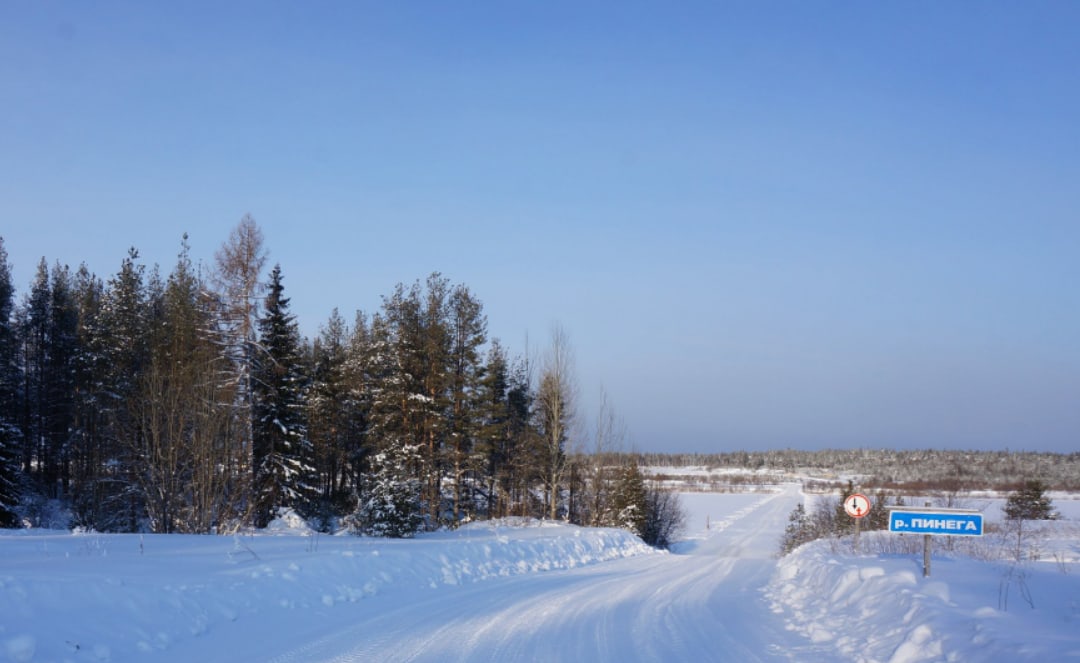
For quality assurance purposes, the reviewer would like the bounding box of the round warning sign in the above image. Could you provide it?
[844,493,871,518]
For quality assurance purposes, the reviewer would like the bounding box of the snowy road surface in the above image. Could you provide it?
[8,488,1077,661]
[263,487,808,663]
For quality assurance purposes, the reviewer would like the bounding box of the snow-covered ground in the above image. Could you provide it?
[2,486,1078,662]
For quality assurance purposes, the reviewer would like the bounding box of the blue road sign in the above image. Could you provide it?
[888,509,983,536]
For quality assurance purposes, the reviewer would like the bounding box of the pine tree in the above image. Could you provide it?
[0,238,22,527]
[371,275,453,527]
[18,260,78,502]
[45,264,77,499]
[252,265,315,528]
[307,309,352,524]
[445,284,486,523]
[99,248,151,531]
[67,264,112,530]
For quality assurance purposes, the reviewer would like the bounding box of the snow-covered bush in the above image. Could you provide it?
[353,443,423,538]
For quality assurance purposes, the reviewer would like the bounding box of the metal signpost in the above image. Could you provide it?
[888,504,984,577]
[844,493,870,553]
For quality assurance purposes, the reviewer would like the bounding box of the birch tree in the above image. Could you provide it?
[212,214,267,522]
[535,324,577,520]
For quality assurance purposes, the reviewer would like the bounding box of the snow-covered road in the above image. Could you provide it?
[7,488,1078,661]
[264,486,807,663]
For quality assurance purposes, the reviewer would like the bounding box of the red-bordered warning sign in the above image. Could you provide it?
[844,493,871,518]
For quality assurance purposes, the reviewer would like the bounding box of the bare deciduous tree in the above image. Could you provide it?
[212,214,267,521]
[535,324,577,520]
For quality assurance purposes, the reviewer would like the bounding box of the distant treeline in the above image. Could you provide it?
[636,449,1080,492]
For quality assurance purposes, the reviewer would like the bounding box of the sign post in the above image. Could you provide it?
[887,504,984,577]
[844,493,870,553]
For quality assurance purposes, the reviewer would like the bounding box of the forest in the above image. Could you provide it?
[0,218,1071,541]
[0,217,674,542]
[640,448,1080,493]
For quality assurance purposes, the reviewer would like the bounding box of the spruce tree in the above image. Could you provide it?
[609,464,648,536]
[475,342,511,518]
[1004,480,1056,521]
[779,503,813,555]
[0,238,21,527]
[252,265,315,528]
[355,441,423,538]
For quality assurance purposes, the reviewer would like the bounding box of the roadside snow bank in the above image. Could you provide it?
[0,520,655,662]
[768,537,1080,662]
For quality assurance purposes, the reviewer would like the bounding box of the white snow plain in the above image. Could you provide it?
[2,486,1078,662]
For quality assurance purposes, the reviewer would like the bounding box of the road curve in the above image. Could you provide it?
[270,486,811,663]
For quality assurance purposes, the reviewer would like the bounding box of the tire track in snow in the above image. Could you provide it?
[272,487,810,662]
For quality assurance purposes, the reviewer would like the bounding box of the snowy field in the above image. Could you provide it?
[2,486,1079,662]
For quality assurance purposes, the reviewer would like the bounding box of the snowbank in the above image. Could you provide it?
[0,520,656,662]
[768,535,1080,662]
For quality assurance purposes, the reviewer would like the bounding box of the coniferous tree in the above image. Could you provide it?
[414,274,452,524]
[833,480,857,537]
[445,284,486,523]
[20,259,51,487]
[371,275,452,527]
[340,312,373,507]
[474,341,511,517]
[99,249,151,531]
[864,489,891,531]
[355,441,423,538]
[68,264,112,529]
[641,484,686,549]
[18,260,78,504]
[1004,480,1056,521]
[0,238,21,527]
[779,502,814,555]
[45,264,77,499]
[252,265,315,528]
[308,308,354,524]
[609,464,648,535]
[503,357,538,517]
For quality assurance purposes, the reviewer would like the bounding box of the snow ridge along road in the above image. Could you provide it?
[268,486,809,663]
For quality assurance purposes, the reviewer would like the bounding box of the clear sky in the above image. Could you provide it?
[2,2,1078,454]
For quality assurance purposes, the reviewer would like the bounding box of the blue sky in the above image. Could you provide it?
[2,2,1078,453]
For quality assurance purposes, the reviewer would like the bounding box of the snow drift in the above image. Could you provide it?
[0,518,656,662]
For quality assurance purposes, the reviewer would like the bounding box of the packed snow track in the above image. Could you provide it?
[264,487,807,663]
